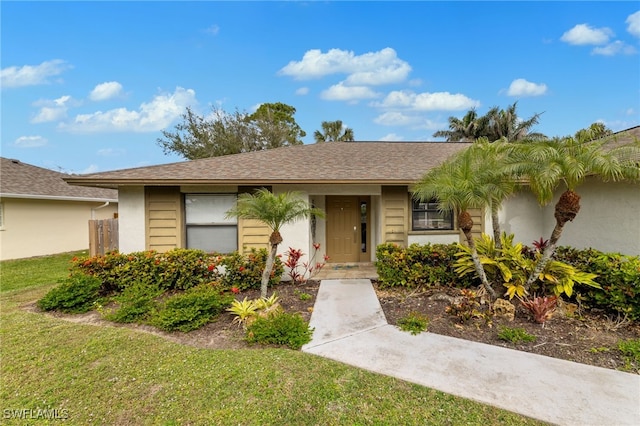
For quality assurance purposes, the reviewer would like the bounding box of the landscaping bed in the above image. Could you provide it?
[31,278,639,374]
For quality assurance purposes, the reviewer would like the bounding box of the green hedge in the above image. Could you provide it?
[70,248,283,293]
[37,275,102,313]
[375,243,477,288]
[554,247,640,320]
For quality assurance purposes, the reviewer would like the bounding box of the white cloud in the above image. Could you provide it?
[79,164,100,174]
[89,81,123,101]
[376,90,480,111]
[295,87,309,95]
[14,135,48,148]
[31,95,76,123]
[627,11,640,37]
[506,79,548,97]
[321,83,381,101]
[561,24,613,45]
[379,133,404,141]
[204,24,220,35]
[374,111,419,126]
[279,47,411,85]
[592,41,637,56]
[62,87,197,133]
[1,59,71,88]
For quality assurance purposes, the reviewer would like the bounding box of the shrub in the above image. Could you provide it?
[149,284,234,332]
[520,295,558,324]
[554,247,640,320]
[71,249,218,293]
[218,248,284,291]
[375,243,476,288]
[246,312,313,350]
[497,327,536,344]
[455,234,600,299]
[37,275,102,313]
[103,281,163,323]
[397,312,429,335]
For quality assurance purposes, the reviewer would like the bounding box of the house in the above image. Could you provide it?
[500,126,640,256]
[0,158,118,261]
[64,142,480,264]
[65,127,640,262]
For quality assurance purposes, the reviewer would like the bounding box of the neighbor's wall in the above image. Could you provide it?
[118,187,146,254]
[0,198,117,261]
[502,180,640,256]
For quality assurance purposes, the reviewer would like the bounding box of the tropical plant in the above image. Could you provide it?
[284,244,328,284]
[484,102,546,142]
[520,295,558,324]
[513,133,640,289]
[432,108,489,142]
[245,312,313,350]
[225,189,325,298]
[574,122,613,142]
[414,145,513,298]
[454,233,600,299]
[314,120,354,142]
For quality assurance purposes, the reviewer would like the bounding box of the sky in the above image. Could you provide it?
[1,1,639,175]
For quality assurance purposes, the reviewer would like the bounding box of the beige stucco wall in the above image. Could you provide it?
[0,198,117,261]
[502,180,640,256]
[118,187,146,253]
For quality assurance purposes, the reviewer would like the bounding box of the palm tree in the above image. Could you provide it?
[485,102,546,142]
[226,189,325,298]
[466,139,519,248]
[413,147,502,298]
[515,134,640,289]
[574,122,613,142]
[314,120,354,142]
[432,108,490,142]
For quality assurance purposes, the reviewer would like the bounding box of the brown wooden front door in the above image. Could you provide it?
[326,196,363,263]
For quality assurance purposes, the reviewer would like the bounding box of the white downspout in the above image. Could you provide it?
[91,201,111,219]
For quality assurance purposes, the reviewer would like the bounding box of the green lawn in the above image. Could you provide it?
[0,250,86,292]
[0,255,546,425]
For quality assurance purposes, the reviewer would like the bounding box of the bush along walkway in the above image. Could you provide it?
[303,279,640,426]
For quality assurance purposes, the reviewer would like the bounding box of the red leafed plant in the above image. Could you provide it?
[284,244,327,285]
[532,237,549,252]
[520,295,558,324]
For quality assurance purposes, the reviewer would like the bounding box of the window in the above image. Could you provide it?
[185,194,237,253]
[412,199,453,231]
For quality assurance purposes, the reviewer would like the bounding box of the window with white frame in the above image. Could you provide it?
[411,199,454,231]
[185,194,237,253]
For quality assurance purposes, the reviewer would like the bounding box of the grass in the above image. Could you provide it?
[0,250,85,293]
[0,254,545,425]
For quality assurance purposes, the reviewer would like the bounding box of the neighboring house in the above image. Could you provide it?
[0,158,118,261]
[65,127,640,262]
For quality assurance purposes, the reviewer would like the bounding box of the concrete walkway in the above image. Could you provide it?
[302,279,640,426]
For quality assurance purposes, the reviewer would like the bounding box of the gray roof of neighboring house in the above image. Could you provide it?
[65,141,472,188]
[0,157,118,201]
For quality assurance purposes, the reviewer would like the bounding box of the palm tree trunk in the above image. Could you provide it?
[491,205,502,249]
[463,229,497,299]
[525,221,564,290]
[261,243,278,298]
[526,189,580,290]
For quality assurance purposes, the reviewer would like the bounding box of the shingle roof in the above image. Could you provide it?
[66,141,471,188]
[0,157,118,201]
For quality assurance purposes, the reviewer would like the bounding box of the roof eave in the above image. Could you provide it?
[0,193,118,203]
[65,178,421,187]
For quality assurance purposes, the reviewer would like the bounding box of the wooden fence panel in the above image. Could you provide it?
[89,218,119,256]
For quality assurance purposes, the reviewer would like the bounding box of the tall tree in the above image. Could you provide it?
[249,102,307,148]
[314,120,354,142]
[432,108,490,142]
[485,102,546,142]
[225,189,325,298]
[413,146,503,298]
[514,134,640,290]
[157,103,305,160]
